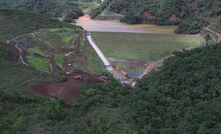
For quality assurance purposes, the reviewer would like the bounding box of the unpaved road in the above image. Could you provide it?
[27,31,108,102]
[138,55,174,79]
[205,27,221,43]
[196,34,207,46]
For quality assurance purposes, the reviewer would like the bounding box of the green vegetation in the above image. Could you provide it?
[1,1,221,133]
[152,62,163,70]
[89,0,221,34]
[1,41,221,133]
[29,28,78,52]
[208,20,221,34]
[0,43,67,133]
[24,28,80,72]
[120,12,142,24]
[175,18,209,34]
[89,0,110,19]
[92,32,203,61]
[63,17,76,23]
[85,47,107,75]
[26,54,50,71]
[0,0,83,18]
[23,28,104,75]
[100,0,220,20]
[0,9,80,42]
[203,32,218,46]
[54,56,65,71]
[81,2,99,13]
[73,62,87,72]
[132,44,221,133]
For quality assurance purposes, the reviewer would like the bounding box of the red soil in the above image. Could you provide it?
[138,55,174,79]
[143,11,155,21]
[28,73,106,103]
[168,14,177,21]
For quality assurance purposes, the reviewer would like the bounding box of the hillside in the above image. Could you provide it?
[0,3,221,134]
[91,0,221,21]
[1,41,221,133]
[0,8,81,42]
[90,0,221,34]
[0,0,83,18]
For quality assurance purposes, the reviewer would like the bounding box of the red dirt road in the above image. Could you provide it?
[138,55,174,79]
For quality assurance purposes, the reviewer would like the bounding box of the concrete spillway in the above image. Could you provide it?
[86,34,113,70]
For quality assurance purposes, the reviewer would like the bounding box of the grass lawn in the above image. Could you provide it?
[92,32,203,61]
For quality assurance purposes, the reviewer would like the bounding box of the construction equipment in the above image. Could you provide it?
[74,75,82,80]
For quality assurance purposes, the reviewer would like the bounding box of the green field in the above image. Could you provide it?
[92,32,203,61]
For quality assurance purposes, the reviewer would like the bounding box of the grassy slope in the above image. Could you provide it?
[26,54,50,71]
[92,32,203,61]
[0,8,80,42]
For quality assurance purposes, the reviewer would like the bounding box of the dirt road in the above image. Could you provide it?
[138,55,174,79]
[27,31,108,102]
[204,27,221,43]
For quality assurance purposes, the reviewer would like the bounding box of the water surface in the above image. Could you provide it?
[75,15,177,34]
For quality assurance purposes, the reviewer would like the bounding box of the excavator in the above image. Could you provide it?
[74,75,82,80]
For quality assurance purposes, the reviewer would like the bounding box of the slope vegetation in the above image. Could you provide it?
[1,39,221,133]
[90,0,221,34]
[91,0,221,21]
[0,0,83,17]
[0,9,80,42]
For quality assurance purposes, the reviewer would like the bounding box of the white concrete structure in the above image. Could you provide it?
[86,33,113,70]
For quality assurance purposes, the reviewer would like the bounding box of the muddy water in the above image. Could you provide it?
[75,15,177,34]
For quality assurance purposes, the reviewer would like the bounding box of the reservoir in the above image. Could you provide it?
[75,15,177,34]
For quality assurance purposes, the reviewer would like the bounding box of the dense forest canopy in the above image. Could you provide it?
[1,40,221,133]
[0,9,80,42]
[90,0,221,33]
[0,1,221,133]
[91,0,221,19]
[0,0,84,17]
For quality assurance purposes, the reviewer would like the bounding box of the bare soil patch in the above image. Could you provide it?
[28,72,106,103]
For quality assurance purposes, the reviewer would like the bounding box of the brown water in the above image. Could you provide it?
[75,15,177,34]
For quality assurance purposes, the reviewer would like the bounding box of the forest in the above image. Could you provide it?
[0,0,84,18]
[91,0,221,20]
[1,39,221,133]
[90,0,221,34]
[0,9,80,42]
[0,10,220,133]
[0,1,221,134]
